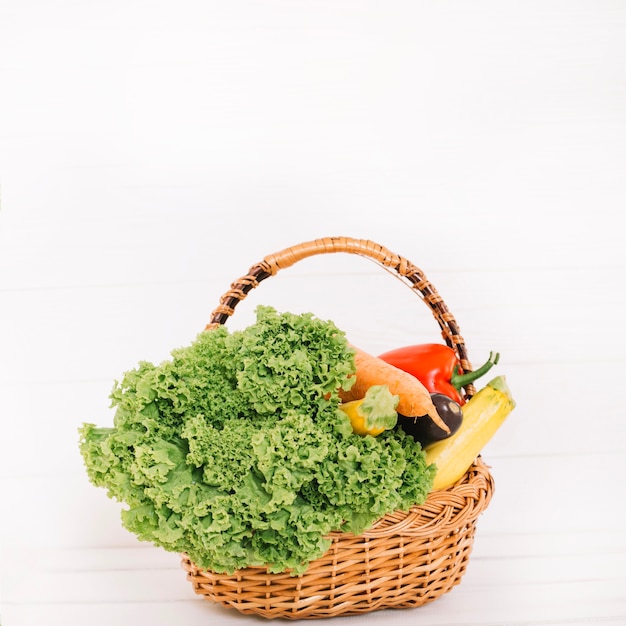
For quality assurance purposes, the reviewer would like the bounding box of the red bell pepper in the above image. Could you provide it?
[377,343,500,405]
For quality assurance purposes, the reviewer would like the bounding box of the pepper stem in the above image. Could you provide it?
[451,351,500,390]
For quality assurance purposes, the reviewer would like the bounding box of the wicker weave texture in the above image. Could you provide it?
[182,458,494,619]
[182,237,496,619]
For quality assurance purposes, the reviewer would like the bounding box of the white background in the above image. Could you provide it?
[1,1,625,625]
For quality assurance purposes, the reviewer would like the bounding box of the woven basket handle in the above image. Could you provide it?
[206,236,475,398]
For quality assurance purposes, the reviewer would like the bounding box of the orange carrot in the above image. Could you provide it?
[340,346,450,433]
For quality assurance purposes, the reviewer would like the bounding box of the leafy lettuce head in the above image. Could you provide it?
[79,306,434,575]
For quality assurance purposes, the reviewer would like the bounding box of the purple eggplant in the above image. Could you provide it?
[397,393,463,447]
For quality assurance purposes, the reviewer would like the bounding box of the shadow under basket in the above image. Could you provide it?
[182,457,494,620]
[179,236,497,619]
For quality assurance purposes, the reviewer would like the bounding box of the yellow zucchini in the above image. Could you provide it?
[425,375,515,490]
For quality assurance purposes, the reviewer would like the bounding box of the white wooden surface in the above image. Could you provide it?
[1,2,625,625]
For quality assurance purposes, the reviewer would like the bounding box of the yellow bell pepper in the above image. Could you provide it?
[339,385,399,437]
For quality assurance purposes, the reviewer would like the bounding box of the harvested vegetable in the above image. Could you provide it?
[398,393,463,447]
[339,385,399,437]
[378,343,500,405]
[426,375,515,490]
[79,306,435,575]
[339,346,448,433]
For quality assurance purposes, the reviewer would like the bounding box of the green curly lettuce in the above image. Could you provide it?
[79,306,435,575]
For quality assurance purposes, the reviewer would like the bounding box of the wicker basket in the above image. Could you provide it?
[181,236,496,620]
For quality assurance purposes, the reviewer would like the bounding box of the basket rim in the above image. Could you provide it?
[352,455,494,538]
